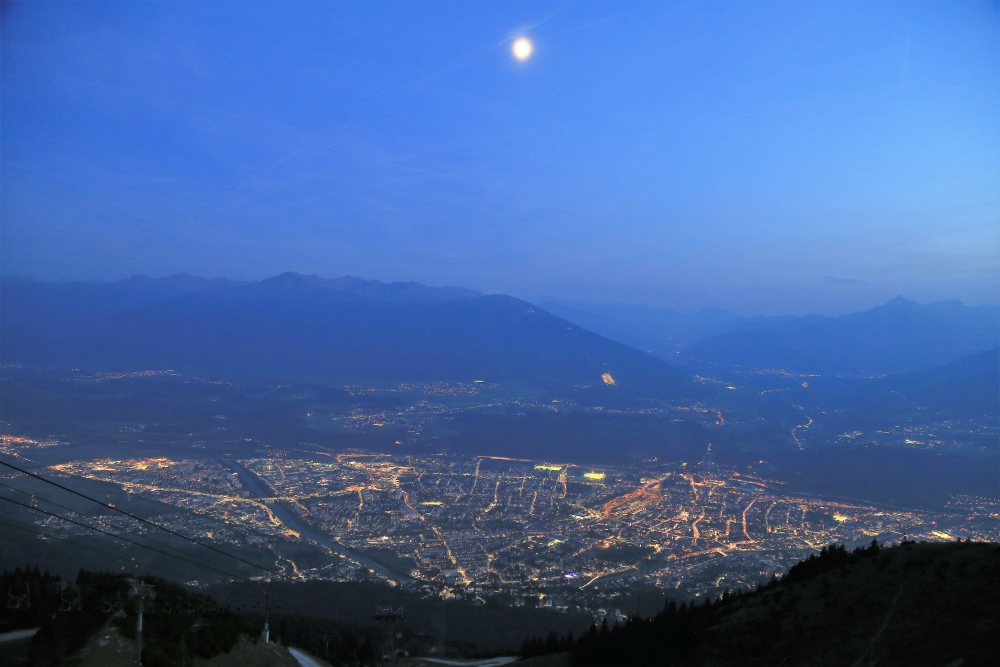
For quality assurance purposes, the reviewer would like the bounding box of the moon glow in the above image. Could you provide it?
[512,37,533,61]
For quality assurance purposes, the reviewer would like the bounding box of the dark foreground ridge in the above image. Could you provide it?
[0,569,301,667]
[3,542,997,666]
[522,540,999,667]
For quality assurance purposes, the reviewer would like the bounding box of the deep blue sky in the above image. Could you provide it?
[2,1,997,315]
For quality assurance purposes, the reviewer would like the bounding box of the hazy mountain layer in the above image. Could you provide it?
[539,302,752,356]
[544,297,998,376]
[687,296,998,375]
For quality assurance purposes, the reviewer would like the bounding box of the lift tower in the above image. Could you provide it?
[128,580,156,667]
[260,590,276,643]
[374,606,404,667]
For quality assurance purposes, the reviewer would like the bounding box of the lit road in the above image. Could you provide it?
[288,647,326,667]
[415,658,517,666]
[0,628,39,643]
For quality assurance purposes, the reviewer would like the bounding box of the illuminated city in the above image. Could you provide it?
[26,448,993,612]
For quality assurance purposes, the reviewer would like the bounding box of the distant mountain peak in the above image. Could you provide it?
[122,272,218,284]
[881,295,917,309]
[256,272,481,303]
[114,273,245,292]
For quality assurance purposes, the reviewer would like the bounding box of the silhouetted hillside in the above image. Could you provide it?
[683,297,997,375]
[524,541,999,667]
[1,274,689,394]
[880,346,999,416]
[801,347,1000,422]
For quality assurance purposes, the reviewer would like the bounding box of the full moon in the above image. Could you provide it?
[512,37,533,61]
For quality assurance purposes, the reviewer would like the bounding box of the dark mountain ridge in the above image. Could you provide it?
[1,273,688,394]
[526,540,999,667]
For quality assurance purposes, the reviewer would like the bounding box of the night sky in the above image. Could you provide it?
[2,1,997,314]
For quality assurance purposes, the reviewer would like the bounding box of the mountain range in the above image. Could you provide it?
[0,273,687,394]
[3,273,996,394]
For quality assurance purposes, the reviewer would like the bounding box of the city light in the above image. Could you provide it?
[35,449,988,607]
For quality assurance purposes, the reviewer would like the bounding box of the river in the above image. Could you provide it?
[223,458,413,585]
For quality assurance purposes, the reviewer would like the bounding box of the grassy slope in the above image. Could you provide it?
[195,637,301,667]
[0,640,31,667]
[68,624,301,667]
[1,624,302,667]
